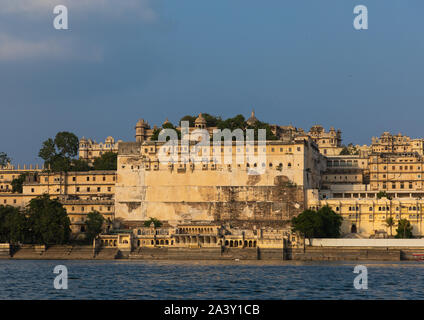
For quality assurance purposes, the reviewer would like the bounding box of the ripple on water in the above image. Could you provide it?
[1,260,424,299]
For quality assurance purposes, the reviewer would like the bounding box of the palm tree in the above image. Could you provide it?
[385,217,395,237]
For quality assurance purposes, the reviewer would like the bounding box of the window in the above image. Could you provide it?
[86,177,90,181]
[72,177,76,182]
[87,187,90,192]
[97,187,101,192]
[76,187,80,192]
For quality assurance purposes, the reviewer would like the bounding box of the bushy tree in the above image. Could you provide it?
[39,132,80,172]
[150,122,181,141]
[0,205,29,243]
[291,206,343,248]
[180,115,196,127]
[26,195,71,245]
[85,211,104,241]
[93,152,117,170]
[395,219,413,239]
[385,217,395,236]
[11,173,29,193]
[0,152,11,167]
[143,217,162,228]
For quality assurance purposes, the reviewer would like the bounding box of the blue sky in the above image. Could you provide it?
[1,0,423,164]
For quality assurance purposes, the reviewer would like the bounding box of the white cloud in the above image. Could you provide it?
[0,34,103,62]
[1,0,157,22]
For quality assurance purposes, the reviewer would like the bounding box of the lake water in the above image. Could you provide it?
[0,260,424,299]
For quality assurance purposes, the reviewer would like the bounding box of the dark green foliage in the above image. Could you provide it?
[339,147,350,155]
[39,132,80,172]
[54,132,79,158]
[93,152,117,170]
[377,191,391,200]
[246,120,278,140]
[26,195,71,245]
[85,211,104,241]
[150,122,181,141]
[180,115,196,127]
[0,152,11,167]
[71,159,92,172]
[217,114,246,131]
[395,219,413,238]
[0,205,29,243]
[291,205,343,242]
[11,173,29,193]
[143,217,163,228]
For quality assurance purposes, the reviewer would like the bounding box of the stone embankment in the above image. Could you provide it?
[3,244,120,260]
[2,243,424,261]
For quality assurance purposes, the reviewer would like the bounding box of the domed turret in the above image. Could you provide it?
[195,113,206,129]
[246,109,258,126]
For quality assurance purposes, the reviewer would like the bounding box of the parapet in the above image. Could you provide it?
[118,142,141,155]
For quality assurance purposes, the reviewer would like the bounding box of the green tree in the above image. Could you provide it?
[339,146,350,155]
[143,217,163,228]
[377,191,391,200]
[385,217,395,237]
[71,159,92,171]
[11,173,29,193]
[85,211,104,241]
[93,152,117,170]
[0,152,11,167]
[0,205,29,243]
[291,209,323,250]
[26,195,71,245]
[217,114,246,131]
[395,219,413,239]
[291,206,343,250]
[39,132,79,172]
[318,205,343,238]
[180,115,196,127]
[150,122,181,141]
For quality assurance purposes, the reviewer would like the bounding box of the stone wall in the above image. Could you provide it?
[116,160,305,224]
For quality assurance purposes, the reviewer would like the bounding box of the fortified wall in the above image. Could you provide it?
[115,137,324,226]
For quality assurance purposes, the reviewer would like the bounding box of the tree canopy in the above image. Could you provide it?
[26,195,71,245]
[143,217,163,228]
[85,211,104,241]
[39,132,81,172]
[291,205,343,242]
[0,205,29,244]
[11,173,30,193]
[395,219,413,238]
[93,152,117,170]
[0,152,10,167]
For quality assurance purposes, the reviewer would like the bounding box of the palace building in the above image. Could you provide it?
[4,112,424,239]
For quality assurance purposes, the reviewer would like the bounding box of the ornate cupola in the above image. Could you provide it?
[195,113,207,129]
[246,109,258,126]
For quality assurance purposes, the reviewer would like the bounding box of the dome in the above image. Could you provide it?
[246,110,258,126]
[195,113,206,124]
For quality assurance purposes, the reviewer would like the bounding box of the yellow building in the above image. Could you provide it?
[0,170,116,237]
[79,136,122,164]
[0,164,43,193]
[308,196,424,238]
[308,125,342,156]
